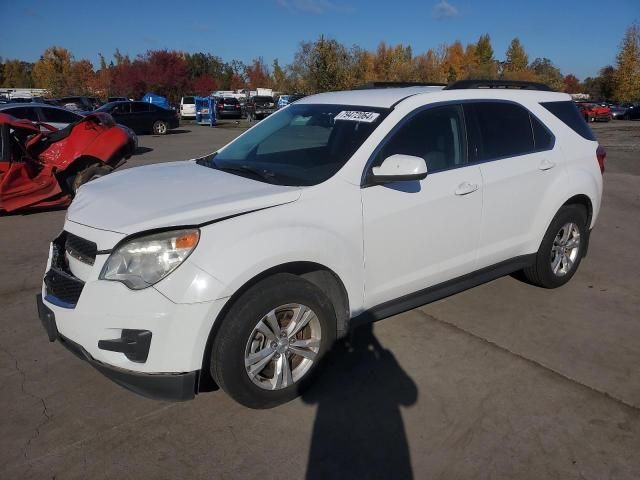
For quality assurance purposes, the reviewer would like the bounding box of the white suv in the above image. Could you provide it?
[37,81,604,408]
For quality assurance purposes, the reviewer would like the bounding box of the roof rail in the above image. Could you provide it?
[445,80,554,92]
[355,81,447,90]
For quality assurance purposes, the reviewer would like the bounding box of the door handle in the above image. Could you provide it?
[539,159,556,171]
[455,182,479,196]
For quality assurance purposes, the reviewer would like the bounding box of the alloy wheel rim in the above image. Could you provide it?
[155,122,166,134]
[550,222,581,276]
[244,303,321,391]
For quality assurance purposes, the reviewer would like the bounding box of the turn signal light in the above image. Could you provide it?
[175,231,199,249]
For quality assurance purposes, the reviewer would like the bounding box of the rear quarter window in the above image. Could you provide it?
[541,101,595,141]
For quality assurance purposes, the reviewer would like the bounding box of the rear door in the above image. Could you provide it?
[464,101,562,268]
[131,102,152,131]
[109,102,134,129]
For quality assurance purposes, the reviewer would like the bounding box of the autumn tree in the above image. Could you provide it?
[530,57,563,90]
[192,74,218,95]
[614,23,640,101]
[32,47,73,95]
[373,42,414,82]
[69,59,95,95]
[2,59,34,87]
[413,49,445,83]
[293,37,352,93]
[563,74,581,93]
[245,57,272,89]
[443,41,465,82]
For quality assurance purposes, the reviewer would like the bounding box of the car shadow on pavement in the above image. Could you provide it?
[302,323,418,480]
[133,146,153,155]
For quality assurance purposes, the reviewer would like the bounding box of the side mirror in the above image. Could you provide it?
[370,154,428,184]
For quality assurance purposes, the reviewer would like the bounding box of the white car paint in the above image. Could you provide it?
[180,96,196,119]
[41,85,603,386]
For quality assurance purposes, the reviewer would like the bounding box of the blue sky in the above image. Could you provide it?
[0,0,638,80]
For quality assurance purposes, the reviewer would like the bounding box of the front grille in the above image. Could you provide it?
[45,232,85,307]
[65,232,97,265]
[44,268,85,305]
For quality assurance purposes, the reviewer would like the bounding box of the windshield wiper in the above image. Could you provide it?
[216,164,277,183]
[196,154,278,183]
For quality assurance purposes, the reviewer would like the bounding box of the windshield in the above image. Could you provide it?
[199,103,389,186]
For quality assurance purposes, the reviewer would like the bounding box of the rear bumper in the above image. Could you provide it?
[37,293,198,401]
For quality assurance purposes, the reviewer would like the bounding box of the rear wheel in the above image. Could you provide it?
[152,120,168,135]
[522,205,588,288]
[210,274,336,408]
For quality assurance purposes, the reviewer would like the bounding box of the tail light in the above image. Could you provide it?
[596,145,606,174]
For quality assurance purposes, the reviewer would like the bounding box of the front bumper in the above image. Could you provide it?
[37,294,198,401]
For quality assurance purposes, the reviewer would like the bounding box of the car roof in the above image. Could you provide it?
[296,87,445,108]
[297,86,570,109]
[0,102,81,112]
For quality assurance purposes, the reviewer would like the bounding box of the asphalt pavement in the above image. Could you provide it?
[1,119,638,479]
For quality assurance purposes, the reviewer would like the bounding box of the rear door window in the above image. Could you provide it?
[4,107,40,122]
[40,107,81,124]
[541,101,595,141]
[132,102,151,113]
[465,102,534,161]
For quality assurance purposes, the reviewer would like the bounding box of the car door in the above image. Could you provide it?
[109,102,134,129]
[464,101,563,268]
[361,104,483,308]
[132,102,152,132]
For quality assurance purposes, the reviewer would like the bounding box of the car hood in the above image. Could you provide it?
[67,160,302,235]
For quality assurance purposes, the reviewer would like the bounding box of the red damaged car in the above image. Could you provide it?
[576,102,612,122]
[0,112,135,212]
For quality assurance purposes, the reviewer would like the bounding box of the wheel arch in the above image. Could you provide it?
[198,261,351,393]
[562,194,593,227]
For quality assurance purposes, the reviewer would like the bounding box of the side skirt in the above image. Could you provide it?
[352,254,536,327]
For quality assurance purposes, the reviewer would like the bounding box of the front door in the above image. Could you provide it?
[361,104,483,308]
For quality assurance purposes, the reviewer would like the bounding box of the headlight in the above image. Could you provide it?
[100,229,200,290]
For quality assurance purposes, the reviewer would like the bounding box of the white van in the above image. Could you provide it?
[180,96,196,119]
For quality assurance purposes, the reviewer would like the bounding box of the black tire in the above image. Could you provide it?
[152,120,168,135]
[522,205,588,288]
[69,164,112,194]
[210,273,337,408]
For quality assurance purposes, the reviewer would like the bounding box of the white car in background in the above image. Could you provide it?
[180,96,196,119]
[37,81,604,408]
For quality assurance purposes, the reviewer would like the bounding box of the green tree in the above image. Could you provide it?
[503,37,534,80]
[614,23,640,101]
[470,34,497,79]
[530,57,563,91]
[272,59,288,91]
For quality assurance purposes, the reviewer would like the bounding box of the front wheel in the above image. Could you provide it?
[210,274,336,408]
[152,120,168,135]
[522,205,588,288]
[69,164,112,194]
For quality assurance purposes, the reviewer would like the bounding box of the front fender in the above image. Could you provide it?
[179,182,365,315]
